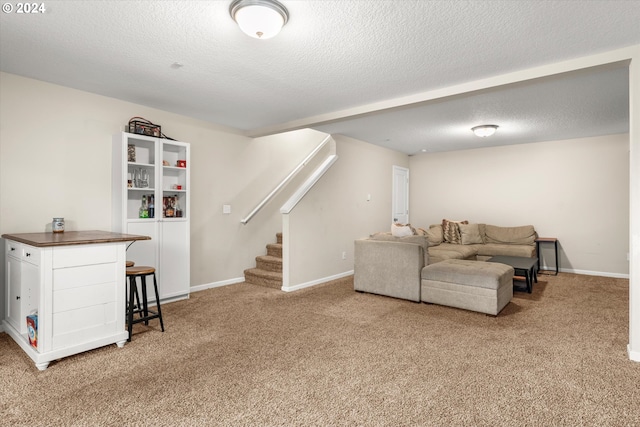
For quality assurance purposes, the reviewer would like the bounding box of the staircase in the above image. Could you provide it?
[244,233,283,289]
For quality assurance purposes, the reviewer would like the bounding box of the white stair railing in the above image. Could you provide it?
[280,155,338,214]
[241,134,334,225]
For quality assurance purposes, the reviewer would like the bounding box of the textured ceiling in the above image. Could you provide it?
[1,1,639,154]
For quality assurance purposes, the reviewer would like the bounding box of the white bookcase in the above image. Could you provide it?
[112,132,190,302]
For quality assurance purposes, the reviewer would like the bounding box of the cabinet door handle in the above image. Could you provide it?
[10,247,16,251]
[16,296,20,300]
[25,253,31,257]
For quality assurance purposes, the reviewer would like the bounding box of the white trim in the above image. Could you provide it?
[537,263,631,279]
[281,270,354,292]
[191,277,244,293]
[280,155,338,214]
[546,267,630,279]
[628,344,640,362]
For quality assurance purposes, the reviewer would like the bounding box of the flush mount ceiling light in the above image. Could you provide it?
[471,124,499,138]
[230,0,289,39]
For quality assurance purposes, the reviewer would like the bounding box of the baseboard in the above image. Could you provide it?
[281,270,354,292]
[548,266,629,279]
[191,277,245,293]
[628,344,640,362]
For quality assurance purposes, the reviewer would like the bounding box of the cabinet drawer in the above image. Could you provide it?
[53,244,117,268]
[21,245,40,266]
[5,240,21,258]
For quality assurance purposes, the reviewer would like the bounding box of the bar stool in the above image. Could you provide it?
[125,260,141,317]
[125,266,165,341]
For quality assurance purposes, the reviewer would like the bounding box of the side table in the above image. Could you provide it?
[536,237,559,275]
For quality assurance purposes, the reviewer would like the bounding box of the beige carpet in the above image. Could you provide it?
[1,273,638,426]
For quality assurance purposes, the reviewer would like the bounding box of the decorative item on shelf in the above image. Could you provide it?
[172,184,183,190]
[175,197,183,217]
[129,120,161,137]
[139,195,149,218]
[148,195,155,218]
[177,160,186,168]
[52,217,65,233]
[127,144,136,162]
[163,160,170,166]
[164,196,175,217]
[134,168,149,188]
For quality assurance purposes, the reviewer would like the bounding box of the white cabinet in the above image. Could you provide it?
[5,241,39,334]
[112,132,190,302]
[2,235,133,370]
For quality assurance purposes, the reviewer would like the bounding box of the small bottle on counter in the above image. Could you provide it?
[52,218,65,233]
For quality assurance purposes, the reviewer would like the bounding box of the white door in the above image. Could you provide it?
[392,166,409,224]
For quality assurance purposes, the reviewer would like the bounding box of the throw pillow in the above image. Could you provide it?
[391,223,416,237]
[442,219,468,244]
[425,224,444,246]
[458,223,484,245]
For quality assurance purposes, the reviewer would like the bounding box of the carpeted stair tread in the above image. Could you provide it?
[256,255,282,272]
[245,232,283,289]
[244,268,282,289]
[266,243,282,258]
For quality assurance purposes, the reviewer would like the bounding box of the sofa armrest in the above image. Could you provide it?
[354,239,424,302]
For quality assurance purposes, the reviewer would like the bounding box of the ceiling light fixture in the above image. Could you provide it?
[471,124,499,138]
[229,0,289,40]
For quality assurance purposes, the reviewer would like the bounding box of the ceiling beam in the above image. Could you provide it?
[246,45,638,138]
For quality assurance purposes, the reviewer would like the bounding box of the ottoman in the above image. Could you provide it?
[421,259,514,315]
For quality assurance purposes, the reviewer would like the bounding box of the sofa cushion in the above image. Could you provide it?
[473,243,537,258]
[421,259,514,290]
[484,224,536,245]
[459,223,484,245]
[428,243,477,264]
[442,219,468,244]
[423,224,444,246]
[369,232,429,265]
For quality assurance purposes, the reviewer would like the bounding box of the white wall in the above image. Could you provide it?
[0,72,329,297]
[285,134,409,289]
[409,134,630,277]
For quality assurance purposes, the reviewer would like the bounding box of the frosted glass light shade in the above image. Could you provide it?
[230,0,289,39]
[472,125,499,137]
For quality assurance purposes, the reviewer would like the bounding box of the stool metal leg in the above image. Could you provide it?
[141,275,150,325]
[152,272,165,332]
[127,275,136,342]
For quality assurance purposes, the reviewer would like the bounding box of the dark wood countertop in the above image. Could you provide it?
[2,230,151,247]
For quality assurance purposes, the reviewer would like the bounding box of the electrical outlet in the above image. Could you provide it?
[342,251,347,260]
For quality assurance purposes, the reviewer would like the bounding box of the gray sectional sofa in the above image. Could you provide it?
[353,221,537,311]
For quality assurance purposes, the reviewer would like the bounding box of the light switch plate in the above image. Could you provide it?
[223,204,231,214]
